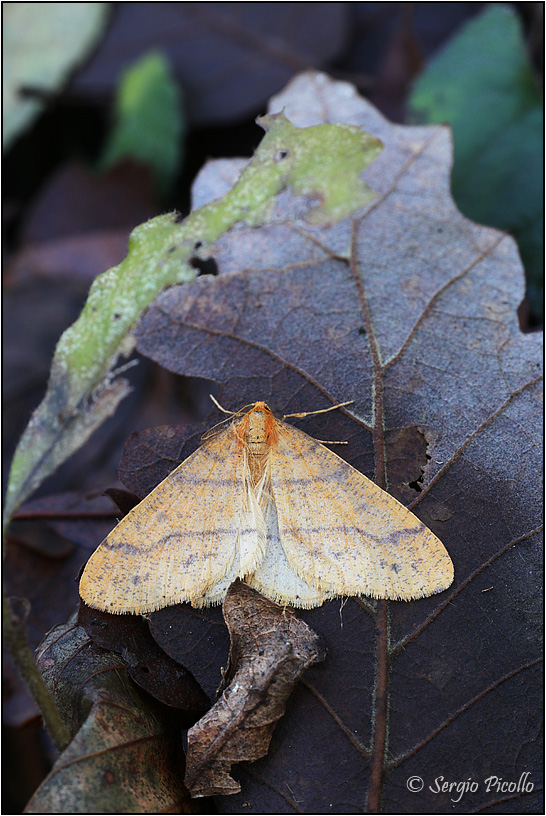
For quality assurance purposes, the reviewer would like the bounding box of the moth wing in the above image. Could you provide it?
[246,496,333,608]
[270,422,454,601]
[79,424,261,613]
[198,478,266,607]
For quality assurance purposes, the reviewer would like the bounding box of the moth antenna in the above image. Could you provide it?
[314,439,348,445]
[209,394,235,415]
[282,400,353,420]
[201,411,238,441]
[202,397,246,441]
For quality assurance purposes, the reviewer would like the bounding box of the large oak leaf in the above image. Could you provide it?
[120,72,542,812]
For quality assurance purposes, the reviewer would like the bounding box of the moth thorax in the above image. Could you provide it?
[243,405,276,485]
[247,411,268,451]
[246,405,277,446]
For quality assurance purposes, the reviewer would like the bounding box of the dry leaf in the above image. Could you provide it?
[129,73,542,811]
[77,602,209,716]
[184,580,325,797]
[25,618,192,814]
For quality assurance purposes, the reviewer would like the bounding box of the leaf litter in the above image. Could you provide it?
[25,617,193,814]
[21,69,542,813]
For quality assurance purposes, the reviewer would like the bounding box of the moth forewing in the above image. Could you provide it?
[79,423,250,613]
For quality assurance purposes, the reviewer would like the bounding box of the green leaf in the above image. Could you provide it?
[99,51,184,195]
[409,4,543,320]
[4,112,382,530]
[3,3,109,151]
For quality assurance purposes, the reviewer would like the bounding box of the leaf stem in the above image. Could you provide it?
[350,221,390,811]
[3,593,70,751]
[368,600,389,812]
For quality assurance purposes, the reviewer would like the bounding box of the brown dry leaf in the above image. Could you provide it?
[25,617,192,814]
[6,161,157,287]
[19,161,157,244]
[6,230,132,287]
[184,580,325,797]
[4,493,117,642]
[77,601,209,716]
[3,492,117,727]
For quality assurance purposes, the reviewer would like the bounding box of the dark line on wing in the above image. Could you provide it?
[172,476,241,487]
[102,527,255,553]
[278,524,424,543]
[270,475,339,487]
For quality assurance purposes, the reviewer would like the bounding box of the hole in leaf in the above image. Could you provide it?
[190,256,218,277]
[408,452,430,493]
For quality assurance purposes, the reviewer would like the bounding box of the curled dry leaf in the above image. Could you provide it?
[184,580,325,797]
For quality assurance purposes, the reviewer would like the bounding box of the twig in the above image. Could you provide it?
[3,593,70,751]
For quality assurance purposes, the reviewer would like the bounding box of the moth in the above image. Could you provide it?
[79,401,454,613]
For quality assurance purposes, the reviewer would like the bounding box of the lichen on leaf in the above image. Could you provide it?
[5,107,382,533]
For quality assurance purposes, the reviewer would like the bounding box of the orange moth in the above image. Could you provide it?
[79,401,454,613]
